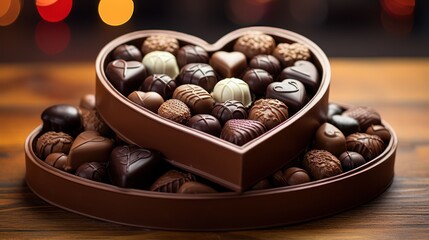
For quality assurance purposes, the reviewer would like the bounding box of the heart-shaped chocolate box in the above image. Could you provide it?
[95,27,331,192]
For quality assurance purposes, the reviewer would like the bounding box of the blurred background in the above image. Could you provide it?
[0,0,428,63]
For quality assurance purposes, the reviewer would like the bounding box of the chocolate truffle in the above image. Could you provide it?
[278,60,319,93]
[64,131,114,171]
[211,78,252,107]
[76,162,108,183]
[80,109,111,136]
[142,51,179,78]
[41,104,82,137]
[366,125,391,143]
[273,43,311,67]
[45,152,68,170]
[177,181,217,194]
[312,123,346,157]
[150,170,196,193]
[112,44,142,61]
[187,114,222,137]
[346,133,385,161]
[328,115,360,137]
[128,91,164,113]
[176,63,218,92]
[36,131,73,159]
[302,149,343,180]
[283,167,311,186]
[233,32,276,59]
[251,179,272,190]
[79,94,96,110]
[177,45,209,68]
[105,59,147,96]
[242,68,273,96]
[172,84,215,114]
[266,79,308,114]
[342,106,382,131]
[211,100,248,125]
[220,119,266,146]
[249,54,281,77]
[158,99,191,124]
[141,74,176,99]
[209,51,247,78]
[339,151,366,172]
[109,145,164,189]
[142,35,179,55]
[248,99,289,130]
[270,170,288,187]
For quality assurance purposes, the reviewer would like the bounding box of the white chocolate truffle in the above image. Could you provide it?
[211,78,252,108]
[142,51,179,78]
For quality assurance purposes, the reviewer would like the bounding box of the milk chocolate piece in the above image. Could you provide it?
[328,115,360,137]
[283,167,311,186]
[158,99,191,124]
[249,54,281,77]
[270,170,288,187]
[248,99,288,130]
[79,94,96,110]
[266,79,307,114]
[112,44,142,61]
[209,51,247,78]
[312,123,346,157]
[220,119,266,146]
[128,91,164,113]
[64,131,114,171]
[366,125,391,143]
[142,35,179,55]
[338,151,366,172]
[80,109,111,136]
[141,74,176,99]
[176,63,218,92]
[177,45,209,68]
[302,149,343,180]
[172,84,215,114]
[342,106,382,131]
[346,133,385,161]
[142,51,179,78]
[177,181,217,194]
[233,32,276,59]
[187,114,222,137]
[76,162,108,183]
[150,170,196,193]
[106,59,147,96]
[41,104,82,137]
[211,100,248,125]
[109,145,164,189]
[273,43,311,67]
[279,60,319,93]
[212,78,252,107]
[242,68,273,96]
[250,178,272,190]
[45,152,68,170]
[36,131,73,159]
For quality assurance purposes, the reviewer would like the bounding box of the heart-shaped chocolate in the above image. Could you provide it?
[279,60,319,94]
[105,59,146,96]
[209,51,247,78]
[266,79,308,114]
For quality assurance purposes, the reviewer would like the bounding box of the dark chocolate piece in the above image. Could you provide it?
[41,104,82,137]
[142,35,180,55]
[36,131,73,159]
[366,125,391,143]
[342,106,382,131]
[248,98,288,130]
[346,133,385,161]
[76,162,108,183]
[220,119,267,146]
[233,32,276,59]
[283,167,311,186]
[112,44,142,61]
[105,59,147,96]
[141,74,176,99]
[250,179,272,190]
[270,170,288,187]
[187,114,222,137]
[158,99,191,124]
[302,149,343,180]
[327,103,344,119]
[142,51,179,78]
[249,54,281,77]
[172,84,215,114]
[328,115,360,137]
[79,94,96,111]
[212,100,248,125]
[242,68,273,96]
[177,45,209,68]
[266,79,308,114]
[312,122,346,157]
[209,51,247,78]
[44,153,68,170]
[150,170,196,193]
[176,63,217,92]
[273,43,311,67]
[127,91,164,113]
[177,181,217,194]
[109,145,164,189]
[338,151,366,172]
[212,78,252,107]
[279,60,319,93]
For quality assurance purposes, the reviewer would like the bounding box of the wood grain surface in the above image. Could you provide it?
[0,59,428,239]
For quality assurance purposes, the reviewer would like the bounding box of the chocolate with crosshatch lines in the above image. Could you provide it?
[176,63,218,92]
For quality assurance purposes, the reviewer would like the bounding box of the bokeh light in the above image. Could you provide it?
[35,20,70,55]
[226,0,271,25]
[380,0,415,35]
[288,0,328,26]
[98,0,134,26]
[36,0,73,22]
[0,0,21,26]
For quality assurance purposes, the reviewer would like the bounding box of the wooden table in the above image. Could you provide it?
[1,59,428,239]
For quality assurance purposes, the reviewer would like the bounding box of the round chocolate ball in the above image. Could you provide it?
[273,43,311,67]
[76,162,108,183]
[366,125,391,144]
[128,91,164,113]
[249,54,282,77]
[187,114,222,137]
[283,167,311,186]
[242,68,273,96]
[112,44,142,61]
[41,104,82,137]
[79,94,96,111]
[141,74,176,99]
[45,153,68,170]
[176,45,209,68]
[212,100,248,125]
[176,63,218,92]
[36,131,74,160]
[302,149,343,180]
[248,98,288,130]
[158,99,191,124]
[233,32,276,59]
[339,151,366,172]
[142,35,179,55]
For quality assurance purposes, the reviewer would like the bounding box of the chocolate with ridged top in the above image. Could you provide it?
[177,181,217,194]
[266,79,307,114]
[233,32,276,59]
[36,131,73,159]
[209,51,247,78]
[176,63,218,92]
[220,119,266,146]
[278,60,319,93]
[187,114,222,137]
[150,170,196,193]
[211,100,248,125]
[249,99,288,130]
[142,51,179,78]
[177,45,209,68]
[173,84,214,114]
[302,149,343,180]
[45,153,68,170]
[338,151,366,172]
[366,125,391,143]
[342,106,382,131]
[141,74,176,99]
[41,104,82,137]
[76,162,108,183]
[346,133,385,161]
[249,54,281,77]
[242,68,273,96]
[283,167,311,186]
[273,42,311,67]
[312,122,346,157]
[212,78,252,107]
[270,170,288,187]
[106,59,147,96]
[112,44,142,61]
[158,99,191,124]
[128,91,164,113]
[142,35,179,55]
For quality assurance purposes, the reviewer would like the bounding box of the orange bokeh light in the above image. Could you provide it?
[98,0,134,26]
[0,0,21,26]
